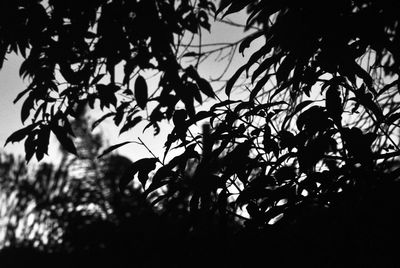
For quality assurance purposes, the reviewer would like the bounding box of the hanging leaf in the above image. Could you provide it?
[252,54,279,84]
[119,116,142,135]
[225,64,247,96]
[250,73,270,100]
[276,53,296,85]
[24,133,36,163]
[35,125,51,161]
[135,75,148,109]
[98,141,134,158]
[197,78,215,98]
[21,92,35,124]
[246,43,274,74]
[51,125,77,155]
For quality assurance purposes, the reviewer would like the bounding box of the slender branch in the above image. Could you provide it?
[138,137,163,165]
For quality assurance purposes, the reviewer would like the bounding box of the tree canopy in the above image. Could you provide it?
[3,0,400,251]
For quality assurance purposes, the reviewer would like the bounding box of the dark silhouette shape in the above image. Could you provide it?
[2,0,400,267]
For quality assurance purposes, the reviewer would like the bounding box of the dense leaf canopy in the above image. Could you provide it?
[2,0,400,232]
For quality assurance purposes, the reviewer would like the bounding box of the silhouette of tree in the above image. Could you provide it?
[0,106,150,250]
[3,0,400,266]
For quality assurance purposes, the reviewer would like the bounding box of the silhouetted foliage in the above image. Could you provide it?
[3,0,400,266]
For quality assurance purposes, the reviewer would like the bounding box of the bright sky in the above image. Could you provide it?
[0,11,256,164]
[0,55,29,156]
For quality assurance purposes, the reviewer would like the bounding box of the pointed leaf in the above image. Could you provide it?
[135,75,148,109]
[239,31,263,55]
[221,0,252,19]
[386,112,400,126]
[51,125,77,155]
[5,122,40,146]
[252,54,279,84]
[250,73,270,100]
[197,78,215,98]
[276,53,296,85]
[282,100,315,128]
[21,93,35,123]
[119,116,142,135]
[13,87,31,104]
[98,141,134,158]
[226,64,247,96]
[92,112,115,130]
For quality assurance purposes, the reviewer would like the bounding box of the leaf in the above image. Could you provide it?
[239,31,264,55]
[296,106,326,131]
[282,100,314,128]
[135,75,148,109]
[97,83,119,109]
[51,125,77,155]
[5,122,40,146]
[386,112,400,126]
[354,86,383,120]
[351,61,373,89]
[263,138,279,157]
[293,100,315,116]
[98,141,134,158]
[114,103,130,126]
[13,87,31,104]
[120,158,158,190]
[216,0,234,16]
[210,100,240,111]
[123,58,137,85]
[243,101,287,117]
[245,2,264,28]
[187,81,202,104]
[226,64,247,96]
[92,112,115,130]
[246,43,273,74]
[36,126,51,161]
[24,133,36,163]
[182,51,204,58]
[251,54,279,84]
[21,92,35,123]
[197,78,215,98]
[274,166,297,183]
[90,73,106,86]
[276,53,296,85]
[221,0,252,19]
[187,110,212,125]
[325,86,342,126]
[377,79,398,97]
[119,116,142,135]
[144,179,171,197]
[278,130,296,149]
[248,175,276,188]
[250,73,270,100]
